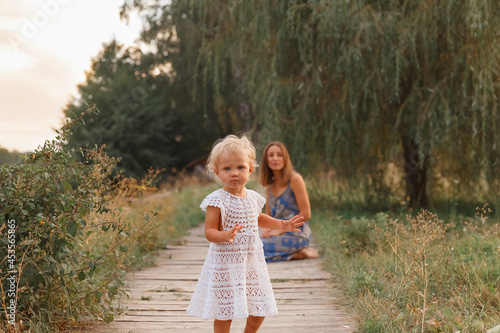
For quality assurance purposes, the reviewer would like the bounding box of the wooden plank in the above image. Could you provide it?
[79,224,357,332]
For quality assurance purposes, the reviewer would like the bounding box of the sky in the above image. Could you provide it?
[0,0,143,153]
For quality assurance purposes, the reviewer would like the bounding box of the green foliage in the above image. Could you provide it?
[0,121,156,331]
[156,0,500,208]
[167,183,219,241]
[63,41,179,178]
[64,3,247,177]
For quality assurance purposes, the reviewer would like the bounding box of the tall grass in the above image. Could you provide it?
[311,202,500,332]
[83,174,217,271]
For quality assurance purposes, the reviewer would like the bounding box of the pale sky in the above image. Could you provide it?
[0,0,143,152]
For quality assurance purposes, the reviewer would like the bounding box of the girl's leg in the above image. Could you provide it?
[244,315,265,333]
[214,319,232,333]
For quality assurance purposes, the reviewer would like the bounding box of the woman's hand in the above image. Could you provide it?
[280,215,305,232]
[261,228,272,239]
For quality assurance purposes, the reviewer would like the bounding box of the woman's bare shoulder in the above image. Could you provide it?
[290,172,307,191]
[290,172,305,183]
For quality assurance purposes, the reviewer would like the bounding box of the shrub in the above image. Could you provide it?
[0,117,157,332]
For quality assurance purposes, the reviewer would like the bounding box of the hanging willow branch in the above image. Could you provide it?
[124,0,500,206]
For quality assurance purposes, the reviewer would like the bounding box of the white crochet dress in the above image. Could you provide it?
[186,188,278,320]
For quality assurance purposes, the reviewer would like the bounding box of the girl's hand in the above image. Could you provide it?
[281,215,305,232]
[226,224,243,243]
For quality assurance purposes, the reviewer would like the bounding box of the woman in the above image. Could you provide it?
[259,141,319,262]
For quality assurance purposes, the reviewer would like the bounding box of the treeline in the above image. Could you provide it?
[0,146,23,165]
[64,0,500,208]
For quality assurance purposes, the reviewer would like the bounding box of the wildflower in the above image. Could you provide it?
[39,220,45,226]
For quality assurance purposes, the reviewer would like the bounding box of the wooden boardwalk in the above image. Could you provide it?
[81,224,357,333]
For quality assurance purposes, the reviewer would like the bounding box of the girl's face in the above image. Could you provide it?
[266,145,285,172]
[215,151,254,194]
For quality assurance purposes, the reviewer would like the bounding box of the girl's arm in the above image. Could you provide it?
[258,213,304,232]
[290,173,312,221]
[204,206,243,243]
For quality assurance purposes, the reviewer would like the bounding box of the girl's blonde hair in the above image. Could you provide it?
[259,141,294,187]
[206,134,258,182]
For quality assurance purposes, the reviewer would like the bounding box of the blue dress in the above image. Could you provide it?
[260,181,312,262]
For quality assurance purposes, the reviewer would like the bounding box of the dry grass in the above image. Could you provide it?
[312,206,500,332]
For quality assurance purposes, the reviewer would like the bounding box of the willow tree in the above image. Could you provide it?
[126,0,500,208]
[121,0,255,137]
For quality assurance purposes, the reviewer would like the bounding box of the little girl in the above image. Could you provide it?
[186,134,304,333]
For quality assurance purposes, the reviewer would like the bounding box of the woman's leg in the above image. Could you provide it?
[214,319,232,333]
[291,247,319,259]
[305,247,319,258]
[244,315,265,333]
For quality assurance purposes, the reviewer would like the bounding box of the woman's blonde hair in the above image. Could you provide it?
[206,134,258,182]
[259,141,294,187]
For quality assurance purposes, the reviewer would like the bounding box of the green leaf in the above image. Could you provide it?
[68,221,78,237]
[78,271,86,281]
[78,218,87,227]
[443,306,454,318]
[119,244,129,252]
[64,182,73,191]
[104,313,114,323]
[108,285,118,296]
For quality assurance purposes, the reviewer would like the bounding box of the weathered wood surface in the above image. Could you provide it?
[79,224,357,332]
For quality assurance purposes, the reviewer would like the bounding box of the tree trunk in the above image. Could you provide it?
[400,134,429,209]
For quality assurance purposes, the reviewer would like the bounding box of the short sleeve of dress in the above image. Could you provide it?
[200,189,224,212]
[247,189,266,211]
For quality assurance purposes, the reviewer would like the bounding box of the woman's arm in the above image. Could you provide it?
[261,187,272,238]
[204,206,242,243]
[290,173,311,221]
[265,186,271,215]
